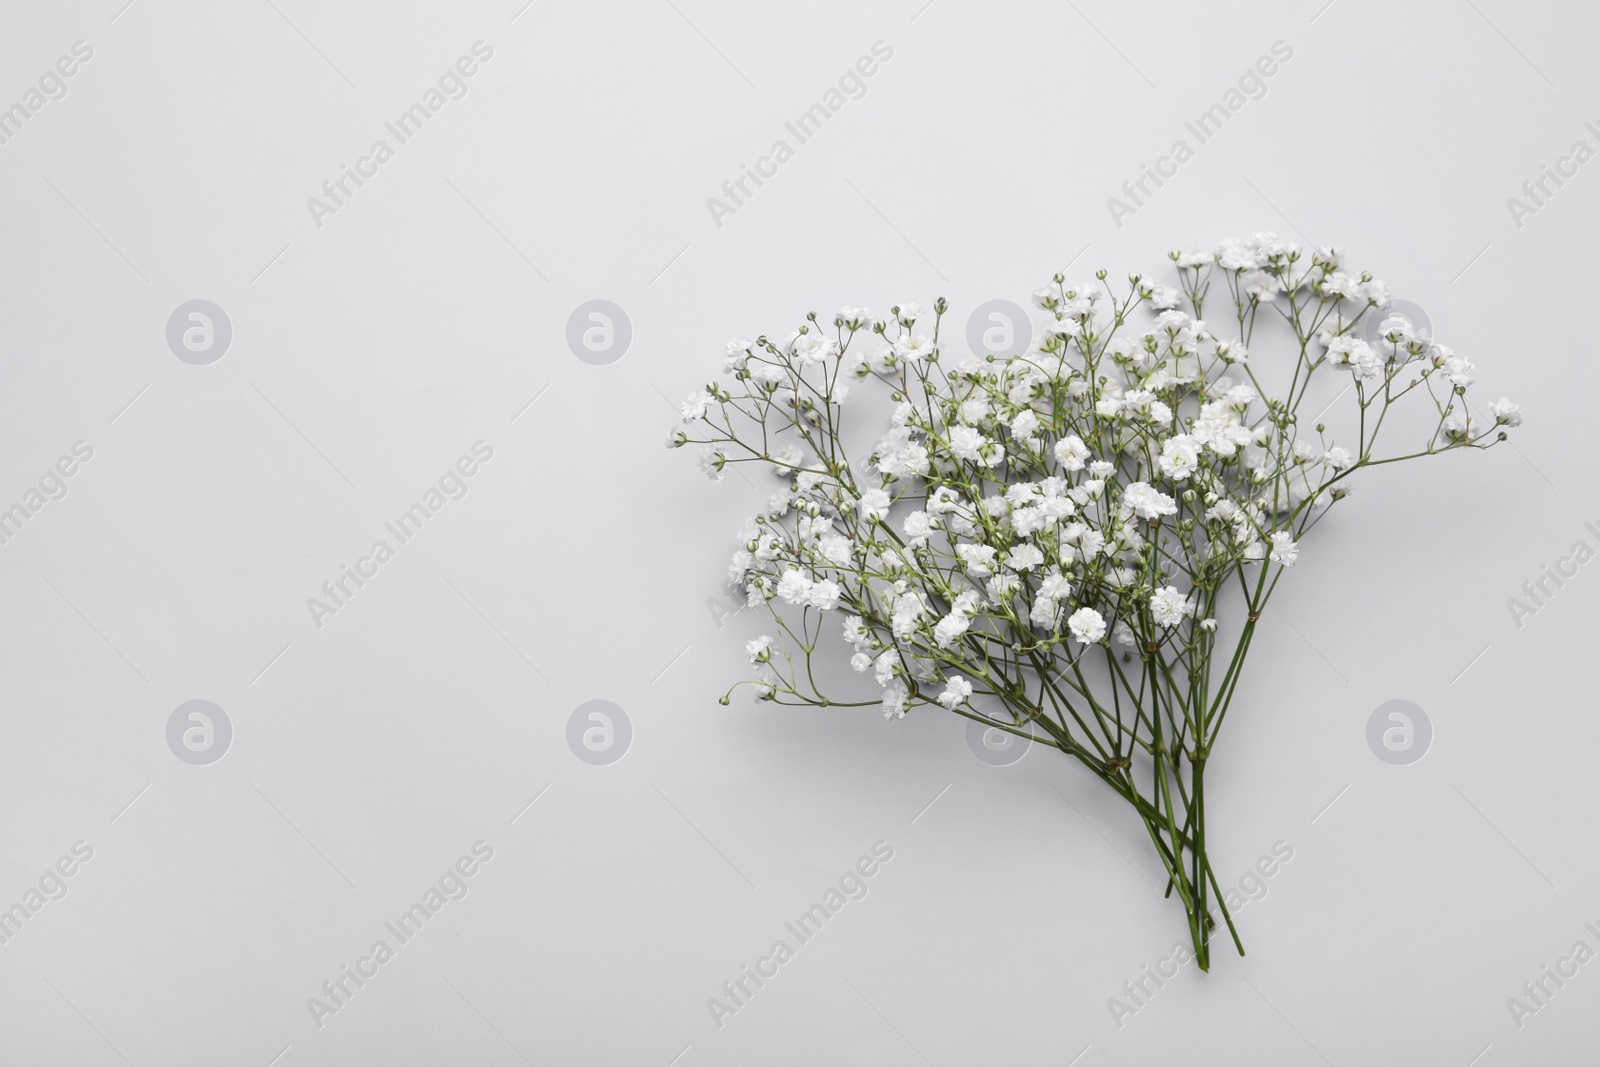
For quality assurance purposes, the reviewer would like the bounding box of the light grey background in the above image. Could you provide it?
[0,0,1591,1063]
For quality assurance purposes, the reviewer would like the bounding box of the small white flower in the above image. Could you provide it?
[776,569,813,603]
[850,652,872,672]
[698,447,727,481]
[938,675,974,709]
[1067,607,1107,644]
[894,335,937,363]
[881,683,910,720]
[681,391,713,421]
[746,635,774,663]
[1158,434,1204,481]
[1011,409,1040,438]
[1149,585,1194,628]
[1122,481,1179,520]
[1487,398,1522,427]
[1054,435,1091,471]
[858,488,891,522]
[1007,544,1045,571]
[805,580,842,611]
[948,426,990,462]
[1268,531,1299,567]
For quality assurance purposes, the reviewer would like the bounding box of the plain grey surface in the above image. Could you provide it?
[0,0,1592,1064]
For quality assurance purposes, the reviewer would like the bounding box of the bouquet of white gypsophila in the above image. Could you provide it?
[669,233,1521,968]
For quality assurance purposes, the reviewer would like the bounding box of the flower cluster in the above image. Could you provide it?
[672,234,1517,968]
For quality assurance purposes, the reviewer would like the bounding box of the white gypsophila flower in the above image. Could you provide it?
[698,448,727,481]
[858,488,891,522]
[1122,481,1179,520]
[805,580,842,611]
[958,543,997,576]
[1007,544,1045,572]
[1037,568,1071,600]
[1030,596,1060,627]
[790,332,837,366]
[1159,434,1204,481]
[1324,446,1353,469]
[1199,618,1218,632]
[881,682,909,720]
[838,305,871,326]
[1487,398,1522,427]
[938,675,974,709]
[722,339,751,373]
[1068,607,1107,645]
[776,569,813,604]
[842,615,871,651]
[1268,532,1299,567]
[902,510,936,547]
[850,652,871,672]
[874,650,898,685]
[681,391,713,421]
[986,573,1020,603]
[771,444,805,473]
[1149,585,1194,628]
[1011,409,1040,438]
[895,335,936,363]
[746,635,774,663]
[818,534,854,566]
[948,425,989,462]
[1114,619,1137,647]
